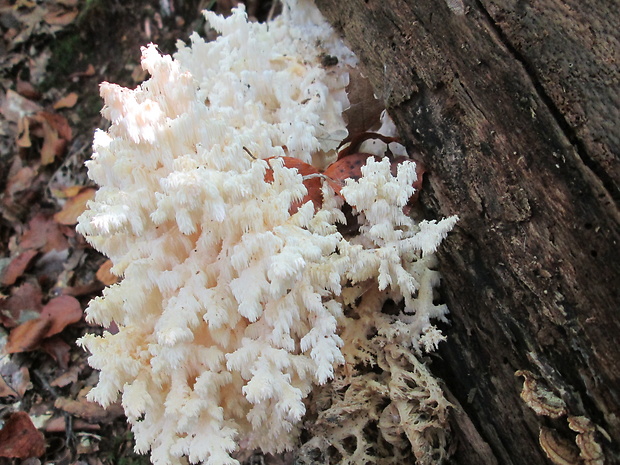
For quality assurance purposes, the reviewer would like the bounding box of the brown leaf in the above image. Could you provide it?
[96,259,118,285]
[5,318,52,353]
[16,116,32,148]
[0,411,46,458]
[16,78,41,100]
[0,249,38,286]
[0,281,43,328]
[36,111,72,142]
[53,92,78,110]
[40,117,63,165]
[50,364,81,388]
[20,212,69,252]
[39,295,82,337]
[55,387,124,423]
[44,9,78,26]
[53,188,96,225]
[61,281,104,297]
[0,375,19,399]
[44,416,100,433]
[40,337,71,369]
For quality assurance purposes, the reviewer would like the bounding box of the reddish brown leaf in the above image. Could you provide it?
[53,188,96,225]
[324,153,381,195]
[40,337,71,369]
[0,375,19,398]
[16,78,41,100]
[50,364,81,388]
[96,259,118,285]
[5,318,52,353]
[264,157,323,213]
[53,92,78,110]
[55,387,124,423]
[40,295,82,337]
[44,9,78,26]
[0,411,46,458]
[20,212,69,252]
[44,416,100,433]
[0,249,38,286]
[0,281,43,328]
[36,111,72,142]
[61,281,104,297]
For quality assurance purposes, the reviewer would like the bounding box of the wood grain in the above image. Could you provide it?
[315,0,620,463]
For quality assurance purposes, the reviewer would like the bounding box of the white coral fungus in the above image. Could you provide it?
[77,1,457,464]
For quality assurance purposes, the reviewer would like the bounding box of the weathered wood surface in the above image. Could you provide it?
[315,0,620,463]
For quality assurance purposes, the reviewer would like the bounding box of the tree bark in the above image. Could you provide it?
[314,0,620,463]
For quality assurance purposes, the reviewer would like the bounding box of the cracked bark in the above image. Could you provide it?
[315,0,619,464]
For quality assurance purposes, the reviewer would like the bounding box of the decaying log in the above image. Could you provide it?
[315,0,620,463]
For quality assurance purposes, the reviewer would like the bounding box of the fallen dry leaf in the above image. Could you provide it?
[50,364,81,388]
[61,281,104,297]
[16,116,32,147]
[5,318,52,353]
[44,8,78,26]
[0,375,19,398]
[45,416,100,433]
[20,212,69,252]
[0,249,38,286]
[55,387,124,423]
[96,259,118,285]
[53,92,78,110]
[36,111,72,142]
[4,295,82,354]
[0,281,43,328]
[16,77,41,100]
[39,295,82,337]
[40,116,64,165]
[53,187,96,225]
[41,336,71,369]
[0,411,46,459]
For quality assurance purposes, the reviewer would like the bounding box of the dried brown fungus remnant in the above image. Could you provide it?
[517,370,608,465]
[568,416,608,465]
[515,369,567,418]
[539,426,580,465]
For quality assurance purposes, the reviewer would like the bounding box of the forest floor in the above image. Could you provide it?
[0,1,271,463]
